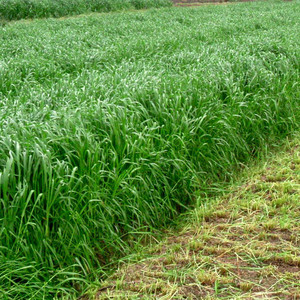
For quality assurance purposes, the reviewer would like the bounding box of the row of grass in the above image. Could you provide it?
[0,0,171,21]
[0,0,299,299]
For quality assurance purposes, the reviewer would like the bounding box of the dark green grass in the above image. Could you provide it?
[0,0,299,298]
[0,0,171,21]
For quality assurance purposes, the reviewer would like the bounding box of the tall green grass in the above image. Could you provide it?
[0,0,172,20]
[0,1,299,298]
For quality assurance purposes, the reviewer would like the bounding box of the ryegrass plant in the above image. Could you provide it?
[0,0,172,21]
[0,0,299,298]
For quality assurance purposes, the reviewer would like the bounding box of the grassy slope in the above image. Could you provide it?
[0,1,299,298]
[95,135,300,299]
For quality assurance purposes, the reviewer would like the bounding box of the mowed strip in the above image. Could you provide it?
[95,137,300,299]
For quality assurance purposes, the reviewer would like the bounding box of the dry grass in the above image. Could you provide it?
[92,136,300,299]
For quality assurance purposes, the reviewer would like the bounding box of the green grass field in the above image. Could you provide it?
[0,0,171,21]
[0,1,299,299]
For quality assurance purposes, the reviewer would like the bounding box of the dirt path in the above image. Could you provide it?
[173,0,255,7]
[95,137,300,299]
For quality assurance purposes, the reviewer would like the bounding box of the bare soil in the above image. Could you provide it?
[173,0,255,6]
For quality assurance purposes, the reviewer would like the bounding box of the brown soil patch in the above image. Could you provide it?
[173,0,255,7]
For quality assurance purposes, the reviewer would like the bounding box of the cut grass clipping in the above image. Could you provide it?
[95,136,300,299]
[0,0,172,21]
[0,0,299,299]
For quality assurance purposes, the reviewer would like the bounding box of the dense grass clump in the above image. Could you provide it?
[0,1,299,298]
[0,0,172,20]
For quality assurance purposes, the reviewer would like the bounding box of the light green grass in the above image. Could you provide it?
[95,134,300,299]
[0,1,299,298]
[0,0,172,21]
